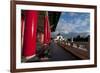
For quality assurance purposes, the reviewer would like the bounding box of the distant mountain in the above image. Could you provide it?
[62,32,89,38]
[51,32,89,39]
[79,32,89,37]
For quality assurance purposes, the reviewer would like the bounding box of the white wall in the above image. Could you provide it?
[0,0,100,73]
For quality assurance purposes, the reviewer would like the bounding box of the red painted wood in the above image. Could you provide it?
[22,10,38,57]
[44,16,51,45]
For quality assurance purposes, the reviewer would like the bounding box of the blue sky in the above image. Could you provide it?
[54,12,90,34]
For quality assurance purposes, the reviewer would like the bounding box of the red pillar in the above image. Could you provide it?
[22,10,38,57]
[44,13,51,45]
[44,16,48,45]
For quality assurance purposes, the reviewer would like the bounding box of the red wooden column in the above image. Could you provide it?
[44,12,51,45]
[22,10,38,58]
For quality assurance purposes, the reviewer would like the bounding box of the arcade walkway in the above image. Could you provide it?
[49,41,80,61]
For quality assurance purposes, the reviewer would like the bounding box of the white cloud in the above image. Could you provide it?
[54,12,90,34]
[69,12,78,16]
[56,19,74,34]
